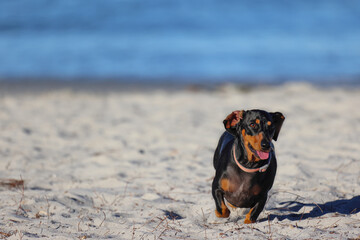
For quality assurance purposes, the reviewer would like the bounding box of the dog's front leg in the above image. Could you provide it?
[244,194,267,224]
[212,178,230,218]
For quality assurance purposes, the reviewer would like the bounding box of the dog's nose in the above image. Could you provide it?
[261,140,270,150]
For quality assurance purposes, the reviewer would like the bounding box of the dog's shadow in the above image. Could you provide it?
[265,195,360,222]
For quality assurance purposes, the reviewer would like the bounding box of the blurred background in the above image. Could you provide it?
[0,0,359,85]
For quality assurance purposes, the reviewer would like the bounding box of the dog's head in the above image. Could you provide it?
[223,109,285,162]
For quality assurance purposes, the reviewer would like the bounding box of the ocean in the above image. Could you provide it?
[0,0,360,84]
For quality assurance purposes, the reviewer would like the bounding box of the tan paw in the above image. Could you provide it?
[244,218,255,224]
[215,208,230,218]
[244,208,255,224]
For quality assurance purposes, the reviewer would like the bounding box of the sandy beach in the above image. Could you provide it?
[0,82,359,239]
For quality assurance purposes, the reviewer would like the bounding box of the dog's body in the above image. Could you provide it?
[212,110,284,223]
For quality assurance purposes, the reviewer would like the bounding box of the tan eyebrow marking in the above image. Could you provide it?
[267,121,271,126]
[256,119,260,124]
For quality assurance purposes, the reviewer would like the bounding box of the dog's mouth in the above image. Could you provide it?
[248,143,269,160]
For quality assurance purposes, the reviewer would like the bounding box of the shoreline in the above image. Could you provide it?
[1,78,359,94]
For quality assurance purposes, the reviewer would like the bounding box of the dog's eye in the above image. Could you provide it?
[250,123,258,129]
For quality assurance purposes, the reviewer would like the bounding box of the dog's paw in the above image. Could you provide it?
[244,208,256,224]
[215,208,230,218]
[243,218,255,224]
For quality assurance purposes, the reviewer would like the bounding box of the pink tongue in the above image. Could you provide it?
[256,151,269,160]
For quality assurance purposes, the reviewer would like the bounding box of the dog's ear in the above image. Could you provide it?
[223,110,244,135]
[270,112,285,141]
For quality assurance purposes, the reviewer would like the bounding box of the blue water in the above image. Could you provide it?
[0,0,360,83]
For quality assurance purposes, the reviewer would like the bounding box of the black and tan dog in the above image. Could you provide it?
[212,109,285,223]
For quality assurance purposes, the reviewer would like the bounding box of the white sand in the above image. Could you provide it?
[0,82,359,239]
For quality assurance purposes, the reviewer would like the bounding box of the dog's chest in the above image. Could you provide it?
[221,165,263,207]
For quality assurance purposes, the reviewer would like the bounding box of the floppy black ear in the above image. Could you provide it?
[270,112,285,141]
[223,110,244,136]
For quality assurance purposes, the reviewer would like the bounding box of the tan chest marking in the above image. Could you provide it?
[220,178,234,192]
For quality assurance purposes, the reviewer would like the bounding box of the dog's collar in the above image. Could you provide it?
[232,145,272,173]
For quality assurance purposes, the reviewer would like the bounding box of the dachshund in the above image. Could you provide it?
[212,109,285,223]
